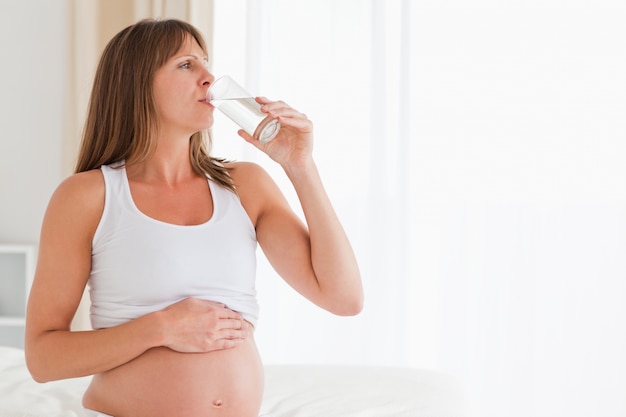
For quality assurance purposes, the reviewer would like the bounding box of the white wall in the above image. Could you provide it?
[0,0,67,244]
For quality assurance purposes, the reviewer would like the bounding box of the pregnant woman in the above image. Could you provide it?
[25,18,363,417]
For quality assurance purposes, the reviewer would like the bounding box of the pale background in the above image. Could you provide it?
[1,1,625,417]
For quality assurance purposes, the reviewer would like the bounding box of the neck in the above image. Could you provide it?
[127,136,197,185]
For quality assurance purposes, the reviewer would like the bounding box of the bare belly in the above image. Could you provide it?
[83,335,263,417]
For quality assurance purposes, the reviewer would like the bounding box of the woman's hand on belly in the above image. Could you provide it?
[156,298,250,353]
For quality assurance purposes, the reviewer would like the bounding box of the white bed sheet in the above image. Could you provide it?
[0,346,470,417]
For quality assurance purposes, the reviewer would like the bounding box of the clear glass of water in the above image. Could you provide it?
[207,76,281,143]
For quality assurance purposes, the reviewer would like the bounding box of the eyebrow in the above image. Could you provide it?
[176,54,209,63]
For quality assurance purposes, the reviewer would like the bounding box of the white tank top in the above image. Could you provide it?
[89,163,259,329]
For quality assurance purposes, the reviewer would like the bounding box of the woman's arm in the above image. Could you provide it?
[25,171,248,383]
[233,98,364,316]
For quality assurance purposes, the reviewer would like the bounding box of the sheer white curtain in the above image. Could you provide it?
[211,1,626,417]
[211,0,413,367]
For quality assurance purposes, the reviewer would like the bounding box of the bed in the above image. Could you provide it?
[0,346,470,417]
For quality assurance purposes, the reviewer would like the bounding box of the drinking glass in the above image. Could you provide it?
[207,76,281,143]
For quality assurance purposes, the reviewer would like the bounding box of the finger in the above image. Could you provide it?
[259,104,309,124]
[258,98,304,118]
[260,102,299,117]
[218,338,245,350]
[223,327,249,340]
[217,318,246,330]
[275,114,313,132]
[220,312,245,325]
[256,97,289,108]
[237,129,256,144]
[255,98,313,131]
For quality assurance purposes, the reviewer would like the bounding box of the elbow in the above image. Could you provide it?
[335,306,363,317]
[331,292,364,317]
[315,270,365,316]
[26,357,50,384]
[345,296,365,316]
[30,372,51,384]
[27,364,61,384]
[25,346,55,383]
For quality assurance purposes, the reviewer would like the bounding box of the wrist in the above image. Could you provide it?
[282,156,317,182]
[140,310,168,348]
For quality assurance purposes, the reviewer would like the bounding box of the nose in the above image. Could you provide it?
[202,68,215,87]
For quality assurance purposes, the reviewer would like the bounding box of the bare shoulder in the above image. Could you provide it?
[225,161,271,187]
[224,161,287,224]
[225,161,282,198]
[45,169,105,234]
[52,169,104,206]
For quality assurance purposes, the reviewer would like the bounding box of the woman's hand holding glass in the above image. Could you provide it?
[238,97,314,168]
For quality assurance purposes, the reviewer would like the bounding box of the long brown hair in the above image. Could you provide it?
[75,18,234,191]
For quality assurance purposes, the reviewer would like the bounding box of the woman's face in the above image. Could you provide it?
[152,36,215,137]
